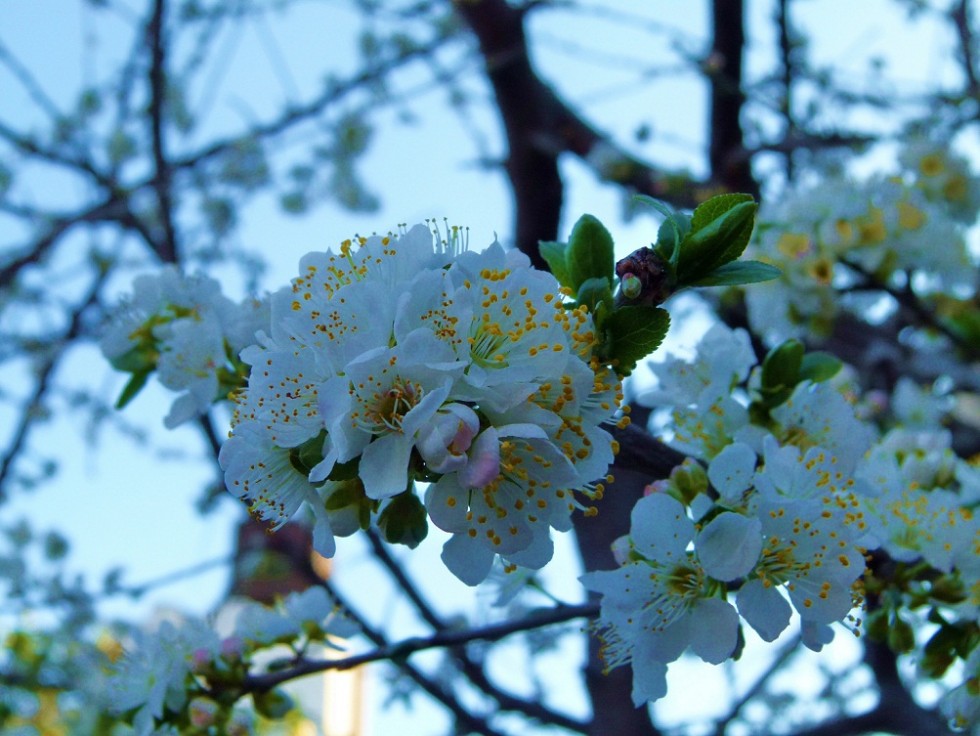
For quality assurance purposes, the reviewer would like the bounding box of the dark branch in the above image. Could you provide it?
[841,260,980,360]
[454,0,707,265]
[147,0,179,263]
[950,0,980,96]
[707,0,757,196]
[243,578,594,736]
[244,599,597,691]
[775,0,798,181]
[365,529,590,733]
[0,270,106,500]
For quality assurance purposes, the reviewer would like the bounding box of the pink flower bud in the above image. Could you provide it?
[418,404,480,474]
[644,480,669,497]
[459,428,501,488]
[189,696,220,728]
[220,636,244,661]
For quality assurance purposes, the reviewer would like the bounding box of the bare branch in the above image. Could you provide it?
[950,0,980,96]
[707,0,757,195]
[247,579,593,736]
[147,0,179,263]
[0,268,107,500]
[365,529,590,733]
[244,595,597,692]
[454,0,707,266]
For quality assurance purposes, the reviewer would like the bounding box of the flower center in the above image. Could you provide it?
[361,376,424,434]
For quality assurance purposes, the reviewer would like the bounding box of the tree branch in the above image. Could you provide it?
[147,0,178,264]
[245,599,597,690]
[453,0,707,266]
[707,0,757,196]
[950,0,980,97]
[244,578,594,736]
[0,269,107,500]
[364,529,590,733]
[841,260,980,360]
[775,0,798,182]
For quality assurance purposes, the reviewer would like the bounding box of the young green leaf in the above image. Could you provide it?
[114,370,151,410]
[109,344,156,373]
[576,276,615,321]
[686,260,781,287]
[566,214,615,291]
[539,240,574,290]
[378,492,429,548]
[760,339,804,398]
[289,431,329,476]
[634,194,691,266]
[254,689,294,720]
[677,199,757,283]
[605,305,670,376]
[690,192,755,232]
[799,352,843,383]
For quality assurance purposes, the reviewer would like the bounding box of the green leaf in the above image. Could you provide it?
[327,457,361,481]
[677,197,757,282]
[539,240,573,290]
[864,608,889,642]
[887,616,916,654]
[605,305,670,376]
[799,352,843,383]
[634,193,677,220]
[114,370,151,410]
[759,339,804,404]
[109,344,156,373]
[566,215,615,292]
[576,277,614,320]
[686,260,781,287]
[324,479,366,510]
[690,192,755,232]
[254,688,294,720]
[289,431,328,476]
[634,194,690,266]
[377,492,429,549]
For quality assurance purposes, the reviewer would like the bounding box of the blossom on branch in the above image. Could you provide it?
[100,266,267,427]
[217,224,622,583]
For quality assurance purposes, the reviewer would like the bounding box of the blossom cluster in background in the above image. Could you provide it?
[579,322,979,717]
[100,267,268,428]
[107,587,355,735]
[745,140,980,346]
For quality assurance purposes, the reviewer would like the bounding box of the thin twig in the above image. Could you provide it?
[841,259,979,359]
[273,578,529,736]
[950,0,980,96]
[711,634,802,736]
[0,270,107,500]
[364,530,590,733]
[245,593,597,691]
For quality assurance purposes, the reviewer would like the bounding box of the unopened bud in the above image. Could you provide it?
[189,696,220,728]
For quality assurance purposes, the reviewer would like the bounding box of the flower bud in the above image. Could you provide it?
[189,696,220,728]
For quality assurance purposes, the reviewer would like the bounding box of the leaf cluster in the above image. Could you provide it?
[539,194,778,376]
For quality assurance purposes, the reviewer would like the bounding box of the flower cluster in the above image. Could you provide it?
[585,321,979,713]
[584,324,877,704]
[100,266,268,428]
[219,224,622,584]
[743,141,979,345]
[107,587,354,735]
[857,402,980,732]
[859,427,979,574]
